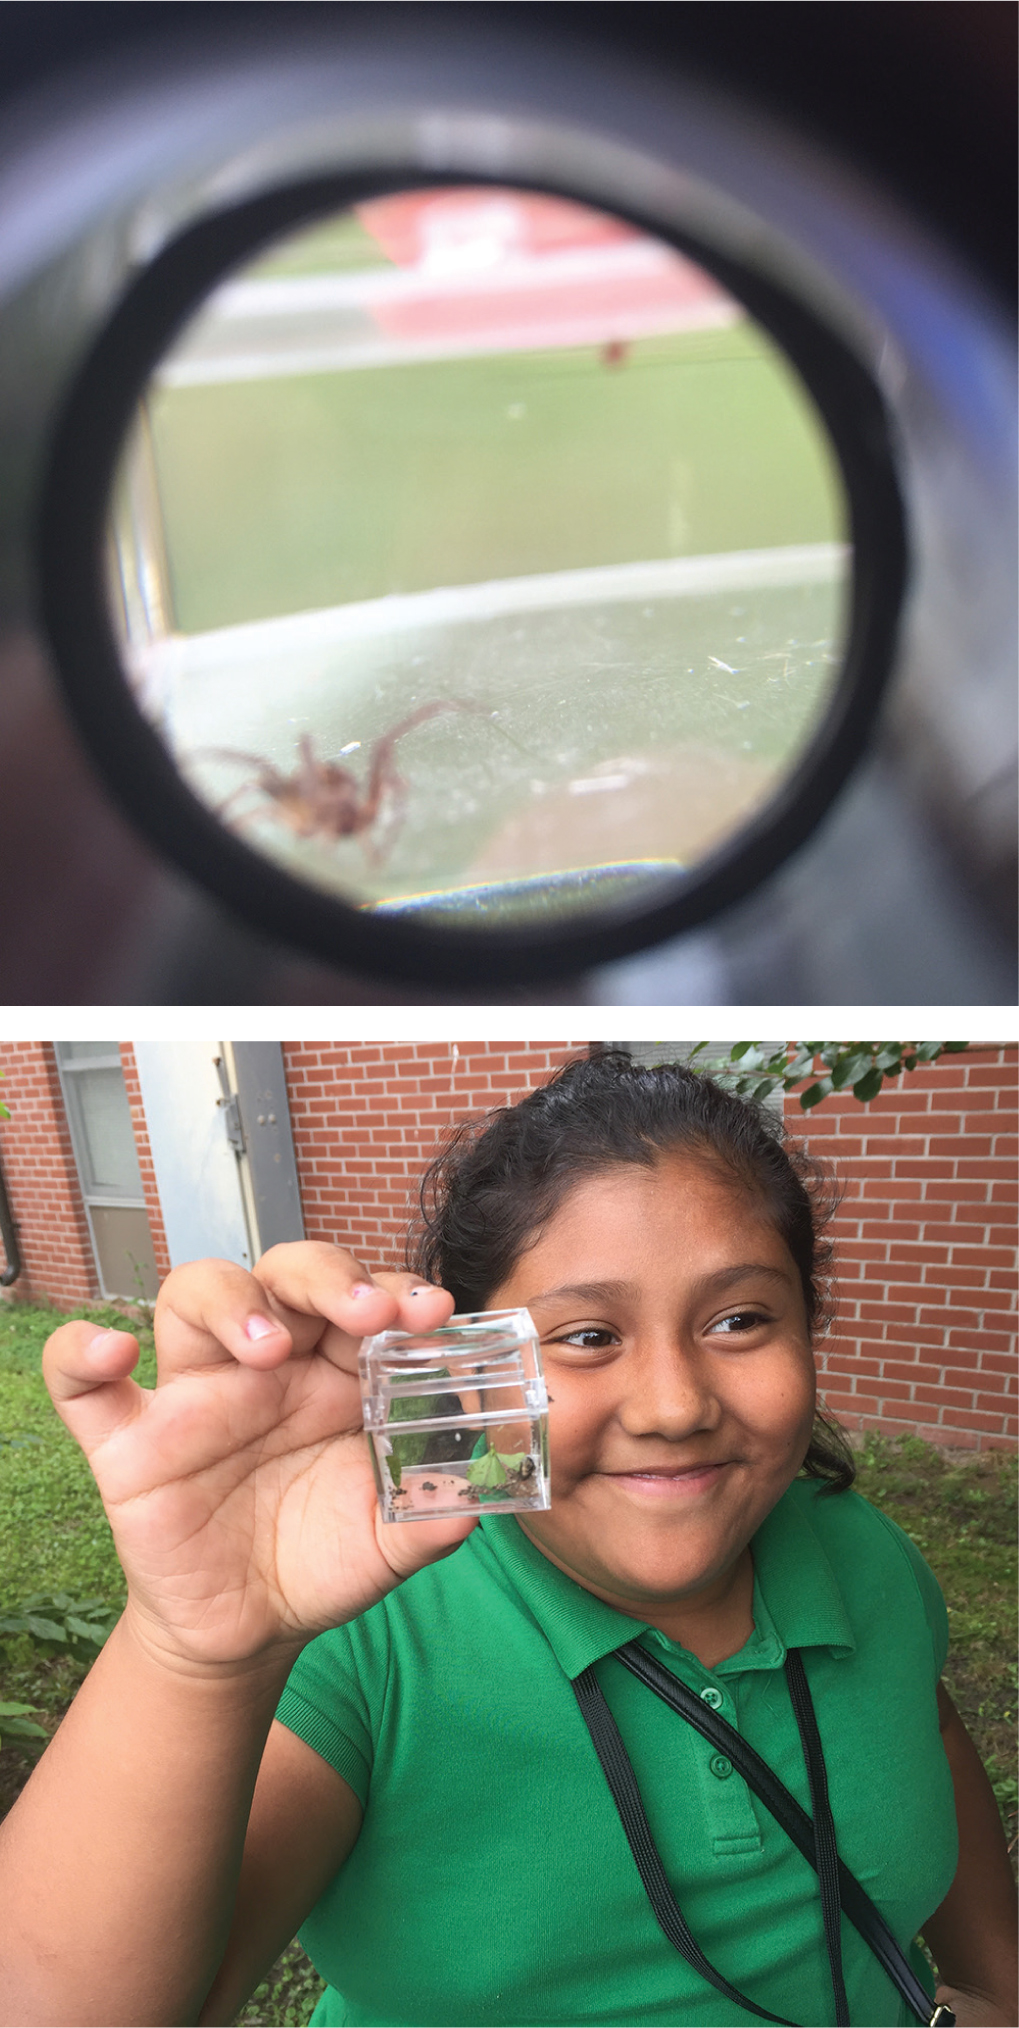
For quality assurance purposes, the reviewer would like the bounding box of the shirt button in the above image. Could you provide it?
[700,1686,724,1710]
[709,1753,734,1780]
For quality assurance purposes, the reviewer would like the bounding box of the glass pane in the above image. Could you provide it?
[58,1040,120,1062]
[68,1067,144,1197]
[89,1204,159,1302]
[107,185,850,929]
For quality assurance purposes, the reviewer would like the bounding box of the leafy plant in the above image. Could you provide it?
[0,1699,48,1756]
[0,1593,120,1664]
[232,1937,326,2026]
[466,1448,513,1491]
[466,1449,532,1494]
[691,1041,969,1111]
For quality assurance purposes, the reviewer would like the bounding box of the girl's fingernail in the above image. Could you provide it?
[246,1315,279,1341]
[408,1284,438,1296]
[349,1283,375,1299]
[89,1328,123,1352]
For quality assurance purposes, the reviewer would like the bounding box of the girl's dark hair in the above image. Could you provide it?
[409,1051,855,1493]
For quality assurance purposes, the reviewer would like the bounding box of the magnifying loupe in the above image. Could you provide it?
[16,9,1009,1001]
[39,172,903,988]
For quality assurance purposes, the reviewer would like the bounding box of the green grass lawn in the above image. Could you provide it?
[1,1300,1015,2023]
[147,323,845,635]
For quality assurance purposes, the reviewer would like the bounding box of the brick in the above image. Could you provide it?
[969,1288,1015,1313]
[881,1359,951,1386]
[913,1384,977,1410]
[940,1088,1000,1111]
[883,1323,952,1349]
[929,1347,981,1369]
[952,1245,1016,1270]
[863,1136,931,1158]
[923,1265,990,1290]
[858,1302,921,1325]
[950,1408,1017,1435]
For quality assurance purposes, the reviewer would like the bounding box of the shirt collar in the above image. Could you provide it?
[476,1515,656,1679]
[475,1477,855,1683]
[747,1478,856,1659]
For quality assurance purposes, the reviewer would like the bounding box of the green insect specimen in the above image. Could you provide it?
[389,1456,402,1490]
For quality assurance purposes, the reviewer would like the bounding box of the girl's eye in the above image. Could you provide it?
[710,1309,770,1335]
[548,1327,618,1353]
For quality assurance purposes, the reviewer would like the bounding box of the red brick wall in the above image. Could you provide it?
[787,1044,1017,1450]
[0,1041,98,1305]
[281,1041,586,1266]
[120,1043,171,1281]
[2,1039,1014,1451]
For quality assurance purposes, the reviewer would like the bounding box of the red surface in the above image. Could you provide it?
[786,1045,1018,1450]
[0,1042,99,1306]
[121,1042,171,1283]
[357,188,638,266]
[355,186,733,350]
[281,1040,583,1266]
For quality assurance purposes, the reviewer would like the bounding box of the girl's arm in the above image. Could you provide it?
[199,1720,363,2027]
[0,1618,356,2026]
[921,1681,1018,2028]
[0,1246,474,2026]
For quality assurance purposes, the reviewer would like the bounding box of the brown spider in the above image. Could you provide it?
[195,699,494,865]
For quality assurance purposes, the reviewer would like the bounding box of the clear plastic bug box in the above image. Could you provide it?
[359,1308,550,1523]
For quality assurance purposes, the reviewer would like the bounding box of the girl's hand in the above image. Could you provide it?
[43,1243,476,1670]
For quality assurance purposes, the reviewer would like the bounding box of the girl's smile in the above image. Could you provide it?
[487,1151,818,1660]
[603,1461,734,1497]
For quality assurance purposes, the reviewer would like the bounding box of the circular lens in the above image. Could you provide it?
[104,183,850,929]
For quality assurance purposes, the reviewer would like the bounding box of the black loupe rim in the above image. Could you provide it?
[37,167,909,990]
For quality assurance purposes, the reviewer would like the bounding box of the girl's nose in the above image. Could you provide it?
[616,1335,720,1439]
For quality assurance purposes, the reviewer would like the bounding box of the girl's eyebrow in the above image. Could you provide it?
[528,1280,636,1308]
[529,1265,793,1309]
[699,1264,794,1294]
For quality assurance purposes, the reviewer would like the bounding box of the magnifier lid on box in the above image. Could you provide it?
[37,161,907,991]
[360,1305,545,1383]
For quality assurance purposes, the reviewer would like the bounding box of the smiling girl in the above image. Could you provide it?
[0,1057,1014,2028]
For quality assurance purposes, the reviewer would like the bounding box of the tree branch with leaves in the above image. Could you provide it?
[690,1041,970,1111]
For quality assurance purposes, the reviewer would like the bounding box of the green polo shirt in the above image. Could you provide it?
[276,1480,956,2027]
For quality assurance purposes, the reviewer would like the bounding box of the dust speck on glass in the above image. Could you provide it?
[105,186,850,930]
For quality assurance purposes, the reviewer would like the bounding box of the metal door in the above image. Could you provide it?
[133,1040,304,1271]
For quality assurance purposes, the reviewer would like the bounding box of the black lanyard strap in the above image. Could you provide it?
[783,1648,850,2026]
[572,1639,953,2028]
[572,1660,796,2027]
[614,1641,939,2024]
[622,1643,850,2025]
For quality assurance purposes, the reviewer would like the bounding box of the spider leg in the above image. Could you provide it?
[296,735,323,799]
[363,701,478,822]
[215,781,265,826]
[190,746,279,769]
[365,766,408,866]
[214,789,272,832]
